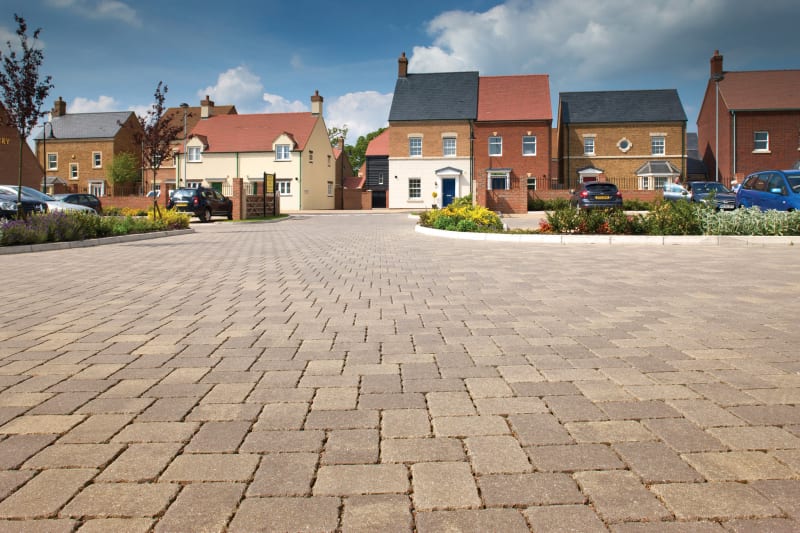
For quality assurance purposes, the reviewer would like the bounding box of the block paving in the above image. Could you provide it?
[0,212,799,530]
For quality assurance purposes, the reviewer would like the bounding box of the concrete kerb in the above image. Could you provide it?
[414,223,799,246]
[0,228,195,255]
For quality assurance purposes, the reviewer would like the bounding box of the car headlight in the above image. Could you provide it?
[0,200,16,211]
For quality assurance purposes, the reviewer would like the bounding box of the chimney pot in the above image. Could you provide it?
[52,96,66,117]
[398,52,408,78]
[311,90,323,115]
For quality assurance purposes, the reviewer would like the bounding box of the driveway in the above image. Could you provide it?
[0,212,798,531]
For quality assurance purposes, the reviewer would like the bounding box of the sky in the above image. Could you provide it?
[4,0,800,143]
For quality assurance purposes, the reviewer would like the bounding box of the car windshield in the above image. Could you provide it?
[692,182,730,194]
[171,189,197,200]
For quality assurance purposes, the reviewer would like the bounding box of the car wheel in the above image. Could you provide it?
[199,208,212,223]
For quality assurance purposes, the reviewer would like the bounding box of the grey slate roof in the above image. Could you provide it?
[686,132,707,177]
[559,90,687,124]
[635,160,681,176]
[389,72,479,121]
[48,111,134,139]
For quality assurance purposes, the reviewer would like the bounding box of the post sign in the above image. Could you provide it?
[264,172,275,193]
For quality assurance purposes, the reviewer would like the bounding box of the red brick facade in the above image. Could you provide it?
[474,122,551,213]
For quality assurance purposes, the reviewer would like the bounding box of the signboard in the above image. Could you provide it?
[264,172,275,193]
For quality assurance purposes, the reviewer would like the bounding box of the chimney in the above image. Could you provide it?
[338,137,344,151]
[398,52,408,78]
[710,50,723,79]
[200,95,215,119]
[52,96,66,117]
[311,90,323,115]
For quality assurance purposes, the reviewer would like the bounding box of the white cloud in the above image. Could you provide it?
[198,66,264,111]
[261,93,308,114]
[69,95,119,113]
[325,91,392,142]
[46,0,141,27]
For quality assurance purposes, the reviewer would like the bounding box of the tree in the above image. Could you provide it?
[328,125,348,146]
[0,14,53,218]
[348,127,387,172]
[107,151,139,184]
[132,82,183,216]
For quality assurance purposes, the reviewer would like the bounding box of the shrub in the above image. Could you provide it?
[419,202,502,232]
[622,199,653,211]
[701,207,800,236]
[528,196,570,211]
[647,200,705,235]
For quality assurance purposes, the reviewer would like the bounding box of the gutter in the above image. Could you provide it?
[298,150,302,210]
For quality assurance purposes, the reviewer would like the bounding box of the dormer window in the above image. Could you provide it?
[276,144,291,161]
[187,146,201,162]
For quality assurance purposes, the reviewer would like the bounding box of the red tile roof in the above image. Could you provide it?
[478,75,552,121]
[162,104,237,141]
[365,129,389,156]
[186,113,320,153]
[343,175,365,189]
[720,70,800,110]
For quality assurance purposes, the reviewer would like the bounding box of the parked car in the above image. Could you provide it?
[569,182,623,210]
[686,181,736,210]
[0,192,47,221]
[146,190,161,198]
[736,170,800,211]
[663,182,691,202]
[167,186,233,222]
[53,193,103,214]
[0,185,96,214]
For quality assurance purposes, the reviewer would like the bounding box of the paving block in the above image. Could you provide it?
[411,462,480,511]
[248,453,318,497]
[154,482,245,533]
[228,496,340,533]
[160,453,259,482]
[61,482,179,519]
[314,464,409,495]
[574,470,672,523]
[465,435,531,474]
[415,509,529,532]
[478,473,584,506]
[522,504,607,533]
[652,482,782,520]
[341,494,412,533]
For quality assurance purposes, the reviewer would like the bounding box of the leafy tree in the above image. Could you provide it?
[131,82,183,216]
[107,151,139,184]
[0,14,53,218]
[348,127,387,171]
[328,125,348,146]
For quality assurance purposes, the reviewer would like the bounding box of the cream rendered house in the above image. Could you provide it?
[178,91,336,211]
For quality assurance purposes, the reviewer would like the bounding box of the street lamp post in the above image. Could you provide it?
[41,120,49,194]
[180,103,189,190]
[713,72,724,183]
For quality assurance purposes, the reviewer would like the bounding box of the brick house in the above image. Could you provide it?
[697,50,800,185]
[0,104,44,190]
[474,75,552,214]
[388,53,478,209]
[153,95,237,196]
[35,97,142,196]
[176,91,336,211]
[557,90,687,191]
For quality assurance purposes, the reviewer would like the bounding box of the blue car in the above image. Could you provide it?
[736,170,800,211]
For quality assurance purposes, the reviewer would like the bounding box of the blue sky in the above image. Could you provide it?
[4,0,800,142]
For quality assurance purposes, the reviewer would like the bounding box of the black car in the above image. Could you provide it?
[569,182,623,210]
[686,181,736,210]
[167,186,233,222]
[0,192,48,220]
[53,193,103,214]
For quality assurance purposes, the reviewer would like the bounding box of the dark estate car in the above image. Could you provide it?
[0,193,48,220]
[736,170,800,211]
[686,181,736,210]
[53,193,103,214]
[569,182,623,210]
[167,186,233,222]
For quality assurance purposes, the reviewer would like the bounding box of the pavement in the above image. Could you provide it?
[0,211,799,532]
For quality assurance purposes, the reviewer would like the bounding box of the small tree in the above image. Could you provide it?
[328,125,348,146]
[0,14,53,218]
[107,151,139,186]
[132,82,183,217]
[349,127,387,172]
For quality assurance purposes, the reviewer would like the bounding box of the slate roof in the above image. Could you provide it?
[389,72,479,121]
[718,70,800,110]
[478,75,551,121]
[635,161,682,176]
[186,113,319,153]
[559,90,687,124]
[686,132,707,176]
[48,111,134,139]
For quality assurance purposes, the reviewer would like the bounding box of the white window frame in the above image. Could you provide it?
[408,178,421,199]
[276,145,291,161]
[522,136,537,156]
[487,171,510,190]
[46,153,57,170]
[88,180,104,197]
[489,136,502,156]
[69,162,79,180]
[583,136,595,156]
[327,181,333,196]
[754,131,769,152]
[527,177,537,190]
[277,179,292,195]
[442,137,456,157]
[92,151,102,168]
[651,135,665,156]
[187,146,201,162]
[409,137,422,157]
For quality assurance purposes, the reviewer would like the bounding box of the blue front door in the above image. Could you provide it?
[442,178,456,207]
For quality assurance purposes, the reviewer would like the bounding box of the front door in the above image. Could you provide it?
[442,178,456,207]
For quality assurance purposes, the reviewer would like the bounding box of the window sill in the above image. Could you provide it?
[523,153,537,157]
[407,199,424,203]
[752,150,771,154]
[275,159,291,162]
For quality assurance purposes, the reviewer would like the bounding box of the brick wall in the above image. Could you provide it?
[343,189,371,209]
[733,111,800,178]
[388,121,472,158]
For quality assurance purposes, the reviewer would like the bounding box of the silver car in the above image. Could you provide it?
[662,182,691,202]
[0,185,97,214]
